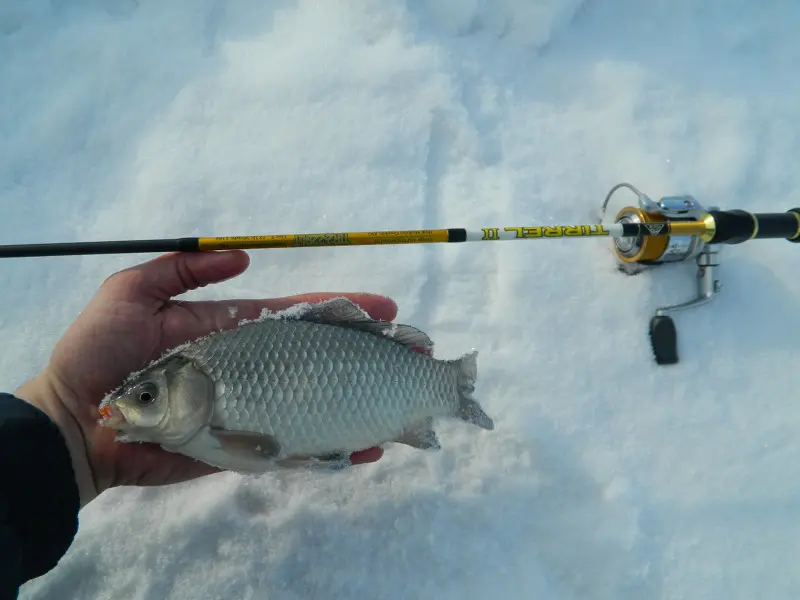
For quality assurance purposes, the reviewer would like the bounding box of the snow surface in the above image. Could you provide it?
[3,0,800,598]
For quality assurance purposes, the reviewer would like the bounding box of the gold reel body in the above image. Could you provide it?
[612,206,705,265]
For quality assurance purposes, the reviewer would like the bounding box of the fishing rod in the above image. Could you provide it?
[3,182,799,365]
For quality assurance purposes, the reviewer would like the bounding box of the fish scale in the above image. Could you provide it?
[181,319,455,455]
[98,298,494,473]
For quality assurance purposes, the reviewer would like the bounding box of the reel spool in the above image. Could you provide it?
[599,183,721,366]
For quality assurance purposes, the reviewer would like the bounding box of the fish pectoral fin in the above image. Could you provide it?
[394,418,441,450]
[276,451,351,471]
[208,428,281,459]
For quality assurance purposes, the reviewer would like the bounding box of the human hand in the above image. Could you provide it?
[15,250,397,508]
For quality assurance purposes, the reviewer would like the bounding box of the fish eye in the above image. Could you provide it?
[135,382,159,406]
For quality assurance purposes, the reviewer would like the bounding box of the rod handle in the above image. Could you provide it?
[708,209,800,244]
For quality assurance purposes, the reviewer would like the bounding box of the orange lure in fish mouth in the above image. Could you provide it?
[98,404,126,427]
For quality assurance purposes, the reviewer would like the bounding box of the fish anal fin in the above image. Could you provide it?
[276,451,351,471]
[394,418,441,450]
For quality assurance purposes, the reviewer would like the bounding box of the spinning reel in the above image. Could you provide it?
[599,182,800,365]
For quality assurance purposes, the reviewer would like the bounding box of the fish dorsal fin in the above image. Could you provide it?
[294,297,434,351]
[298,297,384,327]
[385,323,434,352]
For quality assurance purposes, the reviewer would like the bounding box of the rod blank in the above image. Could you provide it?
[1,210,798,259]
[0,238,200,258]
[0,225,644,258]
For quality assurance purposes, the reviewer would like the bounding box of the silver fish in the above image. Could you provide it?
[98,297,494,472]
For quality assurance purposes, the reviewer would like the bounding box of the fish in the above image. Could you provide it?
[97,297,494,472]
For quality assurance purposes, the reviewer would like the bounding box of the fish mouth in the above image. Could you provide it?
[98,403,127,428]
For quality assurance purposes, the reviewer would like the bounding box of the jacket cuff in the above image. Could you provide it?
[0,393,81,585]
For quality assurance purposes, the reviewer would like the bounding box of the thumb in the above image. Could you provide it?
[104,251,251,306]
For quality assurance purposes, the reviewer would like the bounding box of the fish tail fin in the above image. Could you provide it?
[454,350,494,431]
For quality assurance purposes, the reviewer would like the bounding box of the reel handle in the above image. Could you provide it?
[650,315,678,365]
[647,245,720,366]
[708,209,800,244]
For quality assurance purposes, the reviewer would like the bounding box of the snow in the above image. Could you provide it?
[3,0,800,598]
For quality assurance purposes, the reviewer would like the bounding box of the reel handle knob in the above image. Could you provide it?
[650,315,679,365]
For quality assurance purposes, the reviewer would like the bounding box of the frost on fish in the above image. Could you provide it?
[98,297,494,473]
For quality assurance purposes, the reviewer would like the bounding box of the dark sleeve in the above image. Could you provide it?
[0,393,81,599]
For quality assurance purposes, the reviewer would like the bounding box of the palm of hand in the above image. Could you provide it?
[41,251,394,495]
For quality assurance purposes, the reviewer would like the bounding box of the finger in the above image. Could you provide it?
[102,435,222,489]
[187,292,399,324]
[349,446,384,465]
[159,293,398,351]
[103,251,251,306]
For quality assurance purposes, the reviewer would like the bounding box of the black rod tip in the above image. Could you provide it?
[650,315,679,365]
